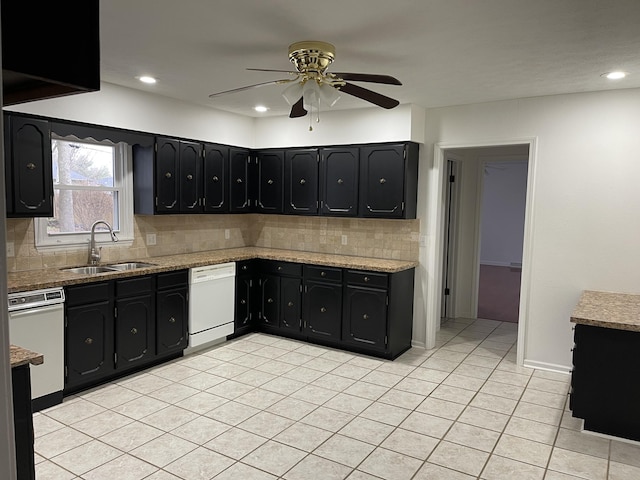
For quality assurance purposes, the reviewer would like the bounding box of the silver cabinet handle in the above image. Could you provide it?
[379,178,386,184]
[320,271,326,277]
[236,178,243,183]
[337,178,344,184]
[363,314,369,320]
[300,178,306,185]
[186,174,193,180]
[131,328,138,335]
[85,337,93,345]
[267,179,274,185]
[212,175,219,182]
[240,299,246,305]
[364,276,370,282]
[320,307,327,313]
[26,162,36,170]
[165,172,172,179]
[267,298,274,303]
[288,301,294,307]
[169,317,176,323]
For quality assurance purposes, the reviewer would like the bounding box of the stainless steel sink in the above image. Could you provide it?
[62,266,119,274]
[106,262,157,270]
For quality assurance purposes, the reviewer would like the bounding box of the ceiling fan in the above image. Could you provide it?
[208,41,402,123]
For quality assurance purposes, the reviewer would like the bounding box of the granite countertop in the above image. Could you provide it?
[571,290,640,332]
[10,345,44,368]
[7,247,419,294]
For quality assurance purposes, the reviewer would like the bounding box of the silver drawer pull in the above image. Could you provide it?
[267,298,274,303]
[168,317,176,323]
[165,172,172,179]
[300,178,306,185]
[236,178,243,183]
[186,174,193,180]
[288,301,294,307]
[337,178,344,184]
[320,307,327,313]
[364,276,370,282]
[26,162,36,170]
[320,271,326,277]
[240,299,246,305]
[363,314,369,320]
[212,175,219,182]
[85,337,93,345]
[267,179,274,185]
[131,328,138,335]
[379,178,386,184]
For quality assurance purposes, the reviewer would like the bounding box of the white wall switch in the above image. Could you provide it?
[146,233,157,246]
[341,235,348,245]
[6,242,14,257]
[225,229,230,240]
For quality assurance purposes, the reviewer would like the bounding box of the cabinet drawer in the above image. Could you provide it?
[345,270,388,289]
[236,260,255,275]
[262,260,302,277]
[65,281,111,307]
[156,270,188,290]
[115,275,153,297]
[304,265,342,283]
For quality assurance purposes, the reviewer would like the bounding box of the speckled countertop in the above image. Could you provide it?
[571,290,640,332]
[10,345,44,368]
[7,247,418,294]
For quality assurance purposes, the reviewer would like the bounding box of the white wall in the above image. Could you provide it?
[422,88,640,371]
[480,161,528,266]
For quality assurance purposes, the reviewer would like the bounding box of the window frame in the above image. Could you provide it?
[35,135,134,251]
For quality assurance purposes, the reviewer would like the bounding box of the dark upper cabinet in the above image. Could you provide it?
[179,141,203,213]
[203,144,229,212]
[1,1,100,105]
[285,148,319,215]
[229,148,253,212]
[255,150,284,213]
[155,138,181,213]
[4,114,53,217]
[320,147,359,216]
[359,142,419,219]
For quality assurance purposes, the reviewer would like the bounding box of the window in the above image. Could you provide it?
[35,135,134,249]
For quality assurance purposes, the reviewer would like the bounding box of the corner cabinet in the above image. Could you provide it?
[3,113,54,217]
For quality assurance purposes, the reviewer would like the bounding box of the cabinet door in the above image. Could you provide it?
[10,115,53,216]
[115,294,155,370]
[65,300,114,389]
[203,143,228,212]
[320,147,359,216]
[4,114,13,214]
[235,274,256,332]
[285,148,318,215]
[156,287,188,355]
[303,282,342,340]
[280,277,302,332]
[179,140,202,212]
[155,137,180,212]
[359,144,405,218]
[229,148,252,212]
[343,286,387,351]
[259,274,280,327]
[256,150,284,213]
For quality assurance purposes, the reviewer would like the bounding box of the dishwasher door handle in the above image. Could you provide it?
[8,304,64,317]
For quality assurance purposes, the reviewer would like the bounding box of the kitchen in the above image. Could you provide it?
[3,1,640,479]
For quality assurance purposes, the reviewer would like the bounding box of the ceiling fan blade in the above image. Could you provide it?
[208,79,293,98]
[331,72,402,85]
[289,97,307,118]
[338,82,400,109]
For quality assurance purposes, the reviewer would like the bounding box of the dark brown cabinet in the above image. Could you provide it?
[359,143,419,219]
[4,114,53,217]
[156,270,189,355]
[229,148,253,212]
[303,266,343,342]
[255,150,284,213]
[65,282,115,392]
[114,277,155,371]
[285,148,319,215]
[320,147,359,217]
[1,0,100,105]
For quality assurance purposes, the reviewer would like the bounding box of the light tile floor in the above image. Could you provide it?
[32,318,640,479]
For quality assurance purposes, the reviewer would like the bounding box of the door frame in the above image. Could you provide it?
[441,154,462,319]
[427,138,537,366]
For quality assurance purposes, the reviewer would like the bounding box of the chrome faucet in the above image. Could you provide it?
[88,220,118,265]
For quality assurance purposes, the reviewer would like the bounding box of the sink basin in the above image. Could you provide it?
[106,262,157,270]
[62,266,119,274]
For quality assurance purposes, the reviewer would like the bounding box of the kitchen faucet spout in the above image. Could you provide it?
[88,220,118,265]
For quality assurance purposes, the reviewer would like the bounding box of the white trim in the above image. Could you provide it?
[522,359,572,374]
[429,137,537,367]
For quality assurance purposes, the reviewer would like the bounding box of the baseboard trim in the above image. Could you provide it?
[411,340,426,350]
[523,359,572,375]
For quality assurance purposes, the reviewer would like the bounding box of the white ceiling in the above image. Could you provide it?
[99,0,640,118]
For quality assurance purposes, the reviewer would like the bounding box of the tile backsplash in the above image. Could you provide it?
[5,214,419,272]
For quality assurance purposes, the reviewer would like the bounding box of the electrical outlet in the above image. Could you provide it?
[6,242,14,257]
[341,235,348,245]
[225,229,230,240]
[146,233,157,246]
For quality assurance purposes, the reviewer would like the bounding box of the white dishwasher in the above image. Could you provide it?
[187,262,236,353]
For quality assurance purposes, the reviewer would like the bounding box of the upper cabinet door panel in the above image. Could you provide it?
[256,151,284,213]
[320,147,359,217]
[10,116,53,216]
[155,138,180,212]
[285,149,318,215]
[203,144,228,212]
[179,141,202,212]
[359,144,405,218]
[229,148,251,212]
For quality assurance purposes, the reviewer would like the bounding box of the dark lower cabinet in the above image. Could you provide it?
[233,260,415,359]
[570,323,640,442]
[156,271,189,355]
[12,364,36,480]
[65,282,115,392]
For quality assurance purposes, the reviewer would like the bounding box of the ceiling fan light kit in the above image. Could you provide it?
[208,40,402,129]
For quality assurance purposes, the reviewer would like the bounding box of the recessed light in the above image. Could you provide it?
[254,105,269,113]
[138,76,157,84]
[602,71,627,80]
